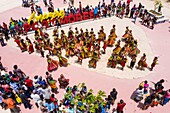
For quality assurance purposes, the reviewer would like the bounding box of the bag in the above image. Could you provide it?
[15,94,22,104]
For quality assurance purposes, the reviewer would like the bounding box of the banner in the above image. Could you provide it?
[24,11,97,33]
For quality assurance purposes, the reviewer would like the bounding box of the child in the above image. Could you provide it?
[144,80,149,94]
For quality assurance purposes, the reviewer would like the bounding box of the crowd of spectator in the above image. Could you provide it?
[0,56,128,113]
[133,79,170,110]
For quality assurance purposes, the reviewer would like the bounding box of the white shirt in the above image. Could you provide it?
[42,88,51,99]
[0,70,6,76]
[31,93,41,102]
[135,89,143,97]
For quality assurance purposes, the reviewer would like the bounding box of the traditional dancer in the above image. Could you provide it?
[26,37,34,54]
[129,55,136,69]
[137,53,148,70]
[58,54,68,67]
[88,52,98,68]
[150,57,158,71]
[122,26,129,40]
[20,39,27,52]
[46,55,58,72]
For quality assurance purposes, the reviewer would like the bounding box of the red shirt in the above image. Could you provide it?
[117,102,126,112]
[50,97,58,105]
[25,79,33,87]
[127,0,131,5]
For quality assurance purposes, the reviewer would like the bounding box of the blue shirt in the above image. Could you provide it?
[94,7,98,15]
[38,80,47,86]
[44,102,55,112]
[10,82,18,92]
[67,108,74,113]
[0,96,2,103]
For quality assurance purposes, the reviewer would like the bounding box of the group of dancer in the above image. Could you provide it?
[107,26,158,71]
[13,24,158,72]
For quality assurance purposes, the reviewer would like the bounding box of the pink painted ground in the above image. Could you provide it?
[0,0,170,113]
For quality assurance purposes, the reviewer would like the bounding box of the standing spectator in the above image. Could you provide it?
[162,89,170,106]
[2,95,20,113]
[111,0,114,5]
[79,2,82,14]
[127,0,131,5]
[110,88,118,104]
[133,13,137,23]
[112,3,116,15]
[116,99,126,113]
[0,31,5,47]
[25,76,34,92]
[46,75,58,93]
[70,0,74,6]
[155,79,165,92]
[138,3,142,11]
[129,5,136,18]
[41,85,51,101]
[63,0,67,4]
[31,90,42,108]
[0,93,5,109]
[50,94,59,111]
[0,57,5,70]
[94,6,98,19]
[13,65,26,82]
[10,80,19,93]
[19,90,32,109]
[43,99,55,113]
[143,80,149,94]
[143,94,153,110]
[43,0,48,7]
